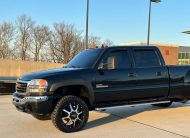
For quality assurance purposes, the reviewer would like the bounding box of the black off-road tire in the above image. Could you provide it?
[51,95,89,133]
[152,101,173,108]
[32,114,51,120]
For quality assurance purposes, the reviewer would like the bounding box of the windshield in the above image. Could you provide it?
[67,49,103,68]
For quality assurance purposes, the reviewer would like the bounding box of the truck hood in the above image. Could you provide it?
[19,68,81,81]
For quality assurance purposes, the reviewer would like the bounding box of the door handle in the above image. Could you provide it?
[156,71,162,76]
[128,72,136,77]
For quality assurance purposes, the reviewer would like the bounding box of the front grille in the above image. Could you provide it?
[15,92,25,98]
[16,81,28,93]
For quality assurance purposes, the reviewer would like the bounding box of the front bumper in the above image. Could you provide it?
[12,92,53,114]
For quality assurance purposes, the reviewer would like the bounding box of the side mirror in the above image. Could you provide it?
[98,56,116,70]
[98,62,104,70]
[98,62,116,70]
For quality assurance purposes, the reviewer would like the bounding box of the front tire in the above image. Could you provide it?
[32,114,51,120]
[51,95,89,133]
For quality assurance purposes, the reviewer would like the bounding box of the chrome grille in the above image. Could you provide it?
[16,81,28,93]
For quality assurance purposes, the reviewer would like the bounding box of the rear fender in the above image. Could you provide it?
[184,71,190,84]
[182,70,190,99]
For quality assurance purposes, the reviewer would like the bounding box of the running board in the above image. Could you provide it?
[95,100,171,110]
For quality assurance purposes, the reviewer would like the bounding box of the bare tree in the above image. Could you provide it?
[48,23,83,64]
[0,15,113,63]
[0,22,14,59]
[88,35,101,48]
[47,30,60,63]
[15,15,34,60]
[31,25,50,61]
[54,23,73,63]
[88,36,113,48]
[102,39,113,46]
[71,35,84,58]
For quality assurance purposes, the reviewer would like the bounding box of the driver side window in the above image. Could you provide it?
[100,50,131,70]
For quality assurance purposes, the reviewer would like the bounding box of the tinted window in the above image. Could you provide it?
[134,49,161,68]
[67,49,103,68]
[105,51,131,69]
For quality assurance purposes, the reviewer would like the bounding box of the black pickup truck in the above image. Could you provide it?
[13,46,190,133]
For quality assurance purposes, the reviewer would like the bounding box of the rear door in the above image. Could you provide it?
[128,48,169,99]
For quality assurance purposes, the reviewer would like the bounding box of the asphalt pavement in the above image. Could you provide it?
[0,95,190,138]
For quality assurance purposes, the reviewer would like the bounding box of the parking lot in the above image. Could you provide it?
[1,95,190,138]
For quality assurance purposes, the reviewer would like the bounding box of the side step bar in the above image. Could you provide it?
[96,100,171,110]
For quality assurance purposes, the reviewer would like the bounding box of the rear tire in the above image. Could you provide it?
[152,101,172,107]
[51,95,89,133]
[32,114,51,120]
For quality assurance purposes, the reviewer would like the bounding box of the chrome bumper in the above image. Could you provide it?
[13,94,48,105]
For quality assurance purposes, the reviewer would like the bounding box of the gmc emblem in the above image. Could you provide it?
[16,83,21,88]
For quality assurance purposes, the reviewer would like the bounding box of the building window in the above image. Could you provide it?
[186,53,190,59]
[178,53,182,59]
[178,52,190,65]
[182,53,185,59]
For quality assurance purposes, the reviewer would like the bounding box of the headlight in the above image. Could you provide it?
[27,79,48,93]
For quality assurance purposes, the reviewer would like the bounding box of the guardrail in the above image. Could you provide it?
[0,59,63,77]
[0,59,64,95]
[0,77,17,95]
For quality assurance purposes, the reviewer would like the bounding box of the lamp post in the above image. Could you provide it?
[85,0,89,49]
[182,31,190,35]
[147,0,161,46]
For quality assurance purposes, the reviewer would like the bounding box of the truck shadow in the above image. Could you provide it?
[84,102,190,130]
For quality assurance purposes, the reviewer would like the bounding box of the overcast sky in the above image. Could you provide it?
[0,0,190,46]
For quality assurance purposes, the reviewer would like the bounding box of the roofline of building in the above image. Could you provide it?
[116,41,179,47]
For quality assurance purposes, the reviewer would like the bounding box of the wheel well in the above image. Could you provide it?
[52,85,94,111]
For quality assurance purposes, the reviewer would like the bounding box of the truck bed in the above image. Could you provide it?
[168,65,190,99]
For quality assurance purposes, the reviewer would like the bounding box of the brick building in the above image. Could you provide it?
[155,44,179,65]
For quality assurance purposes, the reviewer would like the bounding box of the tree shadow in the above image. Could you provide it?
[84,101,190,130]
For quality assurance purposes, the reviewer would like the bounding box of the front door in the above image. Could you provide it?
[94,49,134,103]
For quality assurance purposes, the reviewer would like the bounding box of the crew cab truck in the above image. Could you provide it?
[13,46,190,133]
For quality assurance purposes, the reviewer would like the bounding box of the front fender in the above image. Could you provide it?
[49,80,94,106]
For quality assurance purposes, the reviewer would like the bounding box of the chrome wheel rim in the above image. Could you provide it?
[61,102,84,128]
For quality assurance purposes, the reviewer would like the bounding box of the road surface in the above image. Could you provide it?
[0,95,190,138]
